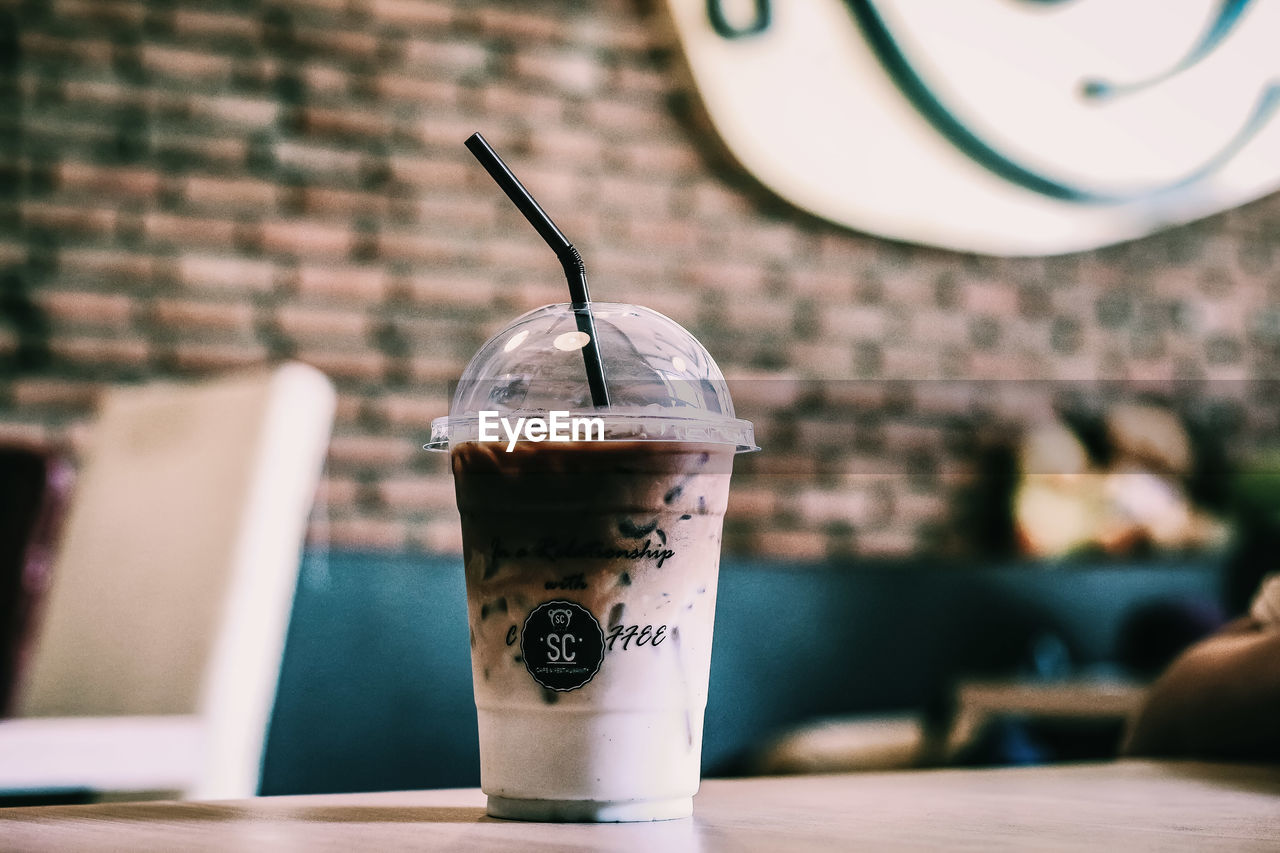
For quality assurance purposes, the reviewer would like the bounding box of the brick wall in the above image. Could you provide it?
[3,0,1279,560]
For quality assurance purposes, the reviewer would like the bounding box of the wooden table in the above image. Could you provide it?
[3,761,1277,851]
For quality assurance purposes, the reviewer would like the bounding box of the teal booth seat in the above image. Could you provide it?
[258,550,1224,795]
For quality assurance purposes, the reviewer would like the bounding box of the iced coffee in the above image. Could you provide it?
[428,302,755,821]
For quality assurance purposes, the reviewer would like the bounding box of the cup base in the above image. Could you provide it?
[486,795,693,823]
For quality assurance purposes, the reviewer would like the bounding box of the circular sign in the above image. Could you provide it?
[666,0,1280,255]
[520,600,605,692]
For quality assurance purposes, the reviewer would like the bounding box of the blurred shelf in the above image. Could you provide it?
[945,677,1147,760]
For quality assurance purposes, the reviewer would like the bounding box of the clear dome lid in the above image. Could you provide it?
[425,302,756,452]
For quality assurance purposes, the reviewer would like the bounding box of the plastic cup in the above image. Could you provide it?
[426,302,756,822]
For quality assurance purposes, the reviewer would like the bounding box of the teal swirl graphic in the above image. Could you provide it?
[708,0,1279,204]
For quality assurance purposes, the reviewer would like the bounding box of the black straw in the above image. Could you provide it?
[464,132,610,409]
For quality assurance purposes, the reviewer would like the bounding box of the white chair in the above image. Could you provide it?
[0,362,335,800]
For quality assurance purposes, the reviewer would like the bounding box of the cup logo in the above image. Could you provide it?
[521,600,605,692]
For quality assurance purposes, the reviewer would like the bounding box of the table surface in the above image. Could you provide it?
[3,761,1278,851]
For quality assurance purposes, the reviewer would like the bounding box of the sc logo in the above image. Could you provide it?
[545,633,577,662]
[521,600,605,691]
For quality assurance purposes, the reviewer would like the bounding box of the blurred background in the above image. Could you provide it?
[3,0,1280,803]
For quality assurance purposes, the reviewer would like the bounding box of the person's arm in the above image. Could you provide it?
[1123,616,1280,759]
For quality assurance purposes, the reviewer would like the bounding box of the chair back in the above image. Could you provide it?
[15,362,336,798]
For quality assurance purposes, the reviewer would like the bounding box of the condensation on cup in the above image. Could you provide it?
[426,301,757,822]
